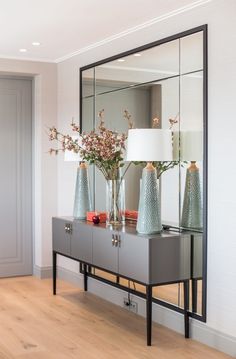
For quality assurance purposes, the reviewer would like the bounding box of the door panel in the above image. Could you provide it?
[71,222,93,263]
[52,218,71,256]
[0,78,32,277]
[118,233,149,283]
[92,227,118,273]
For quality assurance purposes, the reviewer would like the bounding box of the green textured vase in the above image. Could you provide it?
[73,163,92,219]
[181,162,203,230]
[137,165,161,234]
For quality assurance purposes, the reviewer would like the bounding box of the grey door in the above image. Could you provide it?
[52,218,71,256]
[71,222,93,263]
[0,77,32,277]
[118,233,149,283]
[92,227,118,273]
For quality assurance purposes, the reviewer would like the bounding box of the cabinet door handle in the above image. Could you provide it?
[65,223,72,234]
[114,234,119,247]
[112,234,119,247]
[118,235,121,247]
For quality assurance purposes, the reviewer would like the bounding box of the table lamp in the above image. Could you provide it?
[64,137,91,219]
[174,131,203,229]
[126,129,172,234]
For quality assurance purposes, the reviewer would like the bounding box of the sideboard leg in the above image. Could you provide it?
[146,285,152,346]
[84,264,88,292]
[184,280,190,338]
[53,251,57,295]
[192,278,198,313]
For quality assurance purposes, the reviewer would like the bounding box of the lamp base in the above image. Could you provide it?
[137,163,161,235]
[73,163,92,219]
[181,162,202,229]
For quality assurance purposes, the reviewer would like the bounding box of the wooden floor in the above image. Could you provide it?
[0,276,231,359]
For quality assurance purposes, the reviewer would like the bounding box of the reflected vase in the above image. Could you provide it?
[106,179,125,225]
[181,161,203,229]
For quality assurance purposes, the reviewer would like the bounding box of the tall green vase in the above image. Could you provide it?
[73,163,92,219]
[137,164,161,234]
[181,162,202,230]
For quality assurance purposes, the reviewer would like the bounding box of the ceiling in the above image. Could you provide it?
[0,0,210,63]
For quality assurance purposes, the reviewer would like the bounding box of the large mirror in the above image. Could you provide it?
[80,25,207,321]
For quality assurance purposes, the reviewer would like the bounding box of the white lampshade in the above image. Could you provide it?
[173,131,203,161]
[126,129,172,162]
[64,136,83,162]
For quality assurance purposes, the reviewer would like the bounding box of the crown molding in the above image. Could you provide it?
[0,54,55,64]
[55,0,212,64]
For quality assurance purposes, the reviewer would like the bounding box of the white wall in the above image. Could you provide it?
[57,0,236,344]
[0,58,57,268]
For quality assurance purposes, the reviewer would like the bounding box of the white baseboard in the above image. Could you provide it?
[34,265,236,357]
[33,265,52,279]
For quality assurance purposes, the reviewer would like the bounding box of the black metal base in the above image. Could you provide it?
[146,285,152,346]
[184,280,190,338]
[83,264,88,291]
[192,279,198,314]
[52,252,190,346]
[52,251,57,295]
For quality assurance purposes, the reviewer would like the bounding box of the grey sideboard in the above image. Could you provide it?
[52,217,191,346]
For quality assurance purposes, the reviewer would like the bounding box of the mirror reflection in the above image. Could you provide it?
[94,39,179,95]
[81,30,205,317]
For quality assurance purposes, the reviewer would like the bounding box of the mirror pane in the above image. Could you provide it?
[180,71,203,231]
[158,76,180,227]
[179,71,203,316]
[190,233,203,315]
[82,97,95,208]
[94,84,152,212]
[82,68,95,98]
[94,77,180,215]
[153,283,183,308]
[95,39,179,95]
[190,278,203,315]
[180,31,203,74]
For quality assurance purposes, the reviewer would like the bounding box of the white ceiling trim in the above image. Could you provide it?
[55,0,211,64]
[0,53,55,64]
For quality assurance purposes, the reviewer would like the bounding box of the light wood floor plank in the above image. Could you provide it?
[0,276,232,359]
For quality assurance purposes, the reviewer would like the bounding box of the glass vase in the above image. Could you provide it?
[106,179,125,225]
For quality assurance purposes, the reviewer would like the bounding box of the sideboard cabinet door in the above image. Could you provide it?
[92,227,118,273]
[52,218,71,256]
[118,233,149,283]
[71,222,93,263]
